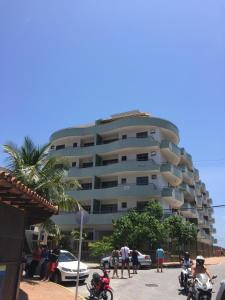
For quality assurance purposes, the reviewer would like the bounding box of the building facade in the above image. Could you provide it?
[50,110,216,245]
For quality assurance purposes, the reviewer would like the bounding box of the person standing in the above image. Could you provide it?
[111,246,120,279]
[156,246,165,273]
[120,243,131,278]
[45,247,60,281]
[40,245,49,280]
[131,248,139,274]
[28,244,42,278]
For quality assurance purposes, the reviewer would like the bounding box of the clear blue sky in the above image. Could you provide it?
[0,0,225,246]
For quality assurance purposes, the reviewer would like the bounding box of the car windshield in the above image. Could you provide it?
[59,252,78,262]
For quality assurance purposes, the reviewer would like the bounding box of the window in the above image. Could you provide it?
[136,131,148,138]
[136,176,149,185]
[102,159,118,165]
[151,151,156,156]
[121,156,127,161]
[72,162,76,167]
[50,145,55,149]
[122,134,127,139]
[121,202,127,208]
[83,142,94,147]
[121,178,127,184]
[87,232,94,241]
[56,144,65,150]
[73,142,78,148]
[136,201,148,211]
[81,183,92,190]
[137,153,148,161]
[150,129,156,134]
[81,162,93,168]
[101,181,118,188]
[152,174,157,180]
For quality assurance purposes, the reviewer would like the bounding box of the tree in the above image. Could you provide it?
[163,215,197,252]
[3,136,80,211]
[112,201,166,249]
[89,236,113,258]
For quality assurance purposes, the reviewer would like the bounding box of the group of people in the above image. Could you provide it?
[111,243,139,279]
[110,244,166,279]
[26,244,60,281]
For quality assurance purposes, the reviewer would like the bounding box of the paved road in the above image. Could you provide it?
[64,262,225,300]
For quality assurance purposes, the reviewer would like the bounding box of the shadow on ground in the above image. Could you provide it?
[19,289,29,300]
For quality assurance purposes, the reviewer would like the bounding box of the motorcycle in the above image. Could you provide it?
[86,269,113,300]
[191,274,217,300]
[179,266,192,293]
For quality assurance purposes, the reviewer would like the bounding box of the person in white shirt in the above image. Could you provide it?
[120,243,131,278]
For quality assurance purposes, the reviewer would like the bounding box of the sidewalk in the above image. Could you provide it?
[163,256,225,268]
[19,280,84,300]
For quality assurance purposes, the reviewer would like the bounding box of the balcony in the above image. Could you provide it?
[181,202,197,218]
[208,217,215,224]
[50,136,159,158]
[52,211,127,228]
[180,183,195,200]
[200,182,206,193]
[198,219,210,228]
[161,187,184,208]
[213,238,218,244]
[160,140,181,165]
[195,183,202,196]
[208,198,213,205]
[160,163,182,186]
[180,148,193,169]
[203,195,208,205]
[179,165,194,185]
[197,211,204,225]
[194,168,199,181]
[202,207,209,216]
[196,196,203,208]
[68,159,160,178]
[69,183,161,200]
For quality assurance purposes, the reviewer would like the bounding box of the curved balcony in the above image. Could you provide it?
[196,196,203,208]
[180,183,195,200]
[68,159,160,178]
[194,168,199,181]
[52,211,127,227]
[195,183,202,196]
[180,148,193,169]
[161,187,184,208]
[179,165,194,185]
[160,140,181,165]
[160,163,182,186]
[181,202,197,218]
[49,136,159,158]
[198,219,210,228]
[50,116,179,144]
[69,183,161,201]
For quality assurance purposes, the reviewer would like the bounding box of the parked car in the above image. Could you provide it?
[216,279,225,300]
[25,249,89,284]
[52,250,89,284]
[100,250,151,269]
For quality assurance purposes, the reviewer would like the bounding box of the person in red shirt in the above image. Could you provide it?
[28,244,42,278]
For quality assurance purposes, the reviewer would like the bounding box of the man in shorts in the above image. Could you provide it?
[120,243,131,278]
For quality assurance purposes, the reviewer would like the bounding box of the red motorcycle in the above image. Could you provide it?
[86,269,113,300]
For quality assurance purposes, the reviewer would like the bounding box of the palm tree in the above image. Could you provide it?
[3,136,80,211]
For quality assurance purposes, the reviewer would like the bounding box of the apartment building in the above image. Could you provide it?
[50,110,216,244]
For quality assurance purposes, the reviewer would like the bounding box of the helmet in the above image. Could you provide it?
[184,251,190,259]
[92,272,100,284]
[196,255,205,266]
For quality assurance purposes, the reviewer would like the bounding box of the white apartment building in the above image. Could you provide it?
[50,110,216,244]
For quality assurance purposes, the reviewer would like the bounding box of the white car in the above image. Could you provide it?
[100,250,151,269]
[52,250,89,284]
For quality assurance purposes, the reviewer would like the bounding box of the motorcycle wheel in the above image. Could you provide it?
[98,290,113,300]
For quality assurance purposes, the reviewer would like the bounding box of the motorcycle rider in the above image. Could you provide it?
[187,255,212,300]
[180,251,193,287]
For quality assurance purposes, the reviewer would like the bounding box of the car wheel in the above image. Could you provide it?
[52,270,61,284]
[104,262,110,269]
[79,280,85,284]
